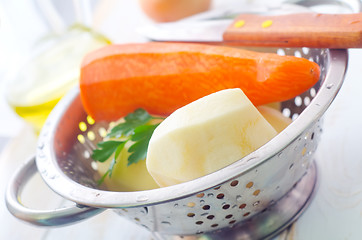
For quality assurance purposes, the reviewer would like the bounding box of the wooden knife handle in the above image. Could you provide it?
[223,12,362,48]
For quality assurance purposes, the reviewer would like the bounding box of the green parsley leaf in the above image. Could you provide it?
[109,141,125,177]
[97,141,126,185]
[92,140,126,162]
[132,124,160,141]
[91,108,164,184]
[107,108,152,138]
[128,124,160,165]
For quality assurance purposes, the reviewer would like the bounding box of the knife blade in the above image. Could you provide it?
[137,3,311,43]
[137,3,362,48]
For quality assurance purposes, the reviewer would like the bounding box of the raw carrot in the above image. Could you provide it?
[80,42,320,121]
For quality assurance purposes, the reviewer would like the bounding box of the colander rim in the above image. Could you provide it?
[36,48,348,208]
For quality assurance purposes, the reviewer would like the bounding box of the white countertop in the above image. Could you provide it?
[1,0,362,239]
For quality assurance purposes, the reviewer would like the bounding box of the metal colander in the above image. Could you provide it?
[6,47,347,240]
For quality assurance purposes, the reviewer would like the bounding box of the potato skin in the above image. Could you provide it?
[138,0,211,22]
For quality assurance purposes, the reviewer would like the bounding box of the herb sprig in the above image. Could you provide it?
[92,108,164,183]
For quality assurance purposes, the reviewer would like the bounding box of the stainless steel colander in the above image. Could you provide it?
[6,46,348,239]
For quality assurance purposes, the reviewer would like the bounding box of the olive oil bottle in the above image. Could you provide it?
[11,97,63,134]
[6,24,111,134]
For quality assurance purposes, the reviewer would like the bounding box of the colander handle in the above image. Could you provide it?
[5,156,105,226]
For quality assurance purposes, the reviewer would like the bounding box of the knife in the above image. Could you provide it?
[137,3,362,48]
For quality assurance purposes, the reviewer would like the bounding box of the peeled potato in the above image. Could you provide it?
[97,141,159,192]
[146,88,278,187]
[258,105,292,133]
[263,102,281,111]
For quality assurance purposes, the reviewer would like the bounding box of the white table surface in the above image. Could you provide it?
[1,1,362,239]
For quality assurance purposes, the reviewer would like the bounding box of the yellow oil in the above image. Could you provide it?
[10,97,62,135]
[6,24,111,134]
